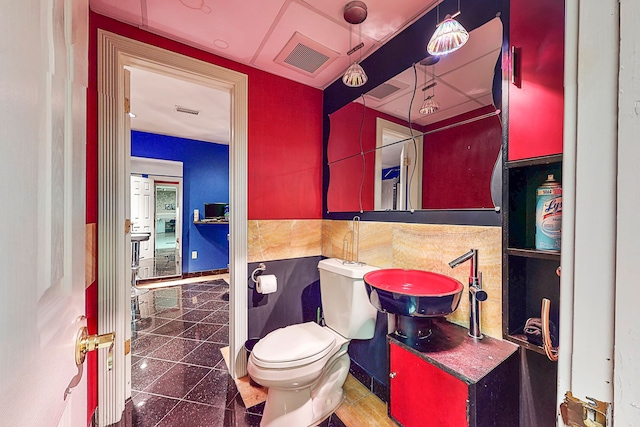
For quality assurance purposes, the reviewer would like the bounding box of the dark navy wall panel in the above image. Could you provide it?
[350,312,389,387]
[247,257,323,339]
[131,130,229,273]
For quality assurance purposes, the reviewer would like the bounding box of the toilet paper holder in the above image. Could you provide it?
[250,263,267,287]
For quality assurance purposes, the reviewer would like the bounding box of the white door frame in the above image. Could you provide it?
[97,30,248,426]
[614,0,640,424]
[558,0,618,423]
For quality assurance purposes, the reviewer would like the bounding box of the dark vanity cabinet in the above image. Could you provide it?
[388,321,519,427]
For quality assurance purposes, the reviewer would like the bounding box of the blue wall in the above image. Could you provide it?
[131,130,229,273]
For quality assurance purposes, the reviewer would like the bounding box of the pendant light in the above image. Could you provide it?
[427,0,469,56]
[342,1,368,87]
[419,65,439,115]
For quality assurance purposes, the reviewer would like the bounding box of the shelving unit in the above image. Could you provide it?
[503,155,562,355]
[504,1,565,425]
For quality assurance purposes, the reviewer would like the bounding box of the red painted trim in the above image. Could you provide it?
[85,281,98,424]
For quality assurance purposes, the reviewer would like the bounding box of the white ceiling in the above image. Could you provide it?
[127,66,231,144]
[91,0,440,89]
[94,0,500,145]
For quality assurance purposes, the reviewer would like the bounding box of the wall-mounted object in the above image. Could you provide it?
[327,18,503,213]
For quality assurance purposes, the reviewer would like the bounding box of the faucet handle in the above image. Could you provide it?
[469,285,488,301]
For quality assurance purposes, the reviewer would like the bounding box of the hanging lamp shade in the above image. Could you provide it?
[427,15,469,55]
[419,96,440,115]
[342,61,368,87]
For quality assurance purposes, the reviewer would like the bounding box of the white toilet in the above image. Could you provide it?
[247,258,379,427]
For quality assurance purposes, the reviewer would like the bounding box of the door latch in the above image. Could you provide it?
[75,326,116,370]
[560,391,610,427]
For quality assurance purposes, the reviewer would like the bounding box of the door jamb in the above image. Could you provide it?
[97,30,248,426]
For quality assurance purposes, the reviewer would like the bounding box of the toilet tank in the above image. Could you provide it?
[318,258,379,339]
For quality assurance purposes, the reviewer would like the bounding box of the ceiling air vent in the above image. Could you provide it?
[366,81,408,100]
[275,32,338,76]
[175,105,200,115]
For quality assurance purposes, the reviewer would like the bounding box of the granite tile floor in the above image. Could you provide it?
[115,279,346,427]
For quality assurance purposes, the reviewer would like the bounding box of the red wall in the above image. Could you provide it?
[327,102,411,212]
[422,106,502,209]
[508,0,564,160]
[86,12,324,420]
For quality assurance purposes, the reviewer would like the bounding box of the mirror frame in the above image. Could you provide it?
[322,0,507,226]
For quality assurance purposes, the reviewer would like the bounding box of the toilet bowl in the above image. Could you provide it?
[247,258,379,427]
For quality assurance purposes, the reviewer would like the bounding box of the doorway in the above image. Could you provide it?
[97,30,248,426]
[130,157,184,280]
[374,118,423,211]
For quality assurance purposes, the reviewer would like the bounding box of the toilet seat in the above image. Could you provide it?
[251,322,338,369]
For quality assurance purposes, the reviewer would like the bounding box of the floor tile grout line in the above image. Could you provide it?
[130,282,233,426]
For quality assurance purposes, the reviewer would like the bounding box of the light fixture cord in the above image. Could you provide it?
[358,94,366,213]
[432,64,436,98]
[358,24,363,64]
[406,64,419,211]
[423,64,428,102]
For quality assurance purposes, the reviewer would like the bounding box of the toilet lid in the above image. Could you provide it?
[251,322,337,369]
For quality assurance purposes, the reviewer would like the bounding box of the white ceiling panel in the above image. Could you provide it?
[128,67,231,145]
[253,1,378,88]
[90,0,144,26]
[144,0,286,63]
[304,0,438,43]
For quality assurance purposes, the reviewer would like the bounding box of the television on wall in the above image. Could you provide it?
[204,203,227,219]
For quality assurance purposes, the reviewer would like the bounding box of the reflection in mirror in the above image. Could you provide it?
[374,119,422,211]
[328,17,503,212]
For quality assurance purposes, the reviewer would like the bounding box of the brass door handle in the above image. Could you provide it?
[75,326,116,370]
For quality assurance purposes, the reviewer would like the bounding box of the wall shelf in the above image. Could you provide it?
[506,154,562,169]
[506,248,561,261]
[194,220,229,225]
[505,333,546,356]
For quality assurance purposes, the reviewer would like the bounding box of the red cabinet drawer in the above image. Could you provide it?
[389,343,468,427]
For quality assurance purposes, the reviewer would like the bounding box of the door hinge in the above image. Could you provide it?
[124,97,131,114]
[560,391,610,427]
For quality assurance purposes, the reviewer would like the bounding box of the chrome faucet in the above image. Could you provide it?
[449,249,488,339]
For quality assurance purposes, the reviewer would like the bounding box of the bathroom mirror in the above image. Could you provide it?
[327,17,503,213]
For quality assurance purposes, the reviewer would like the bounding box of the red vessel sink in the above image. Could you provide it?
[364,269,464,318]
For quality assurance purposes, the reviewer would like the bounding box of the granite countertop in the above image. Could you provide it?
[389,318,518,384]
